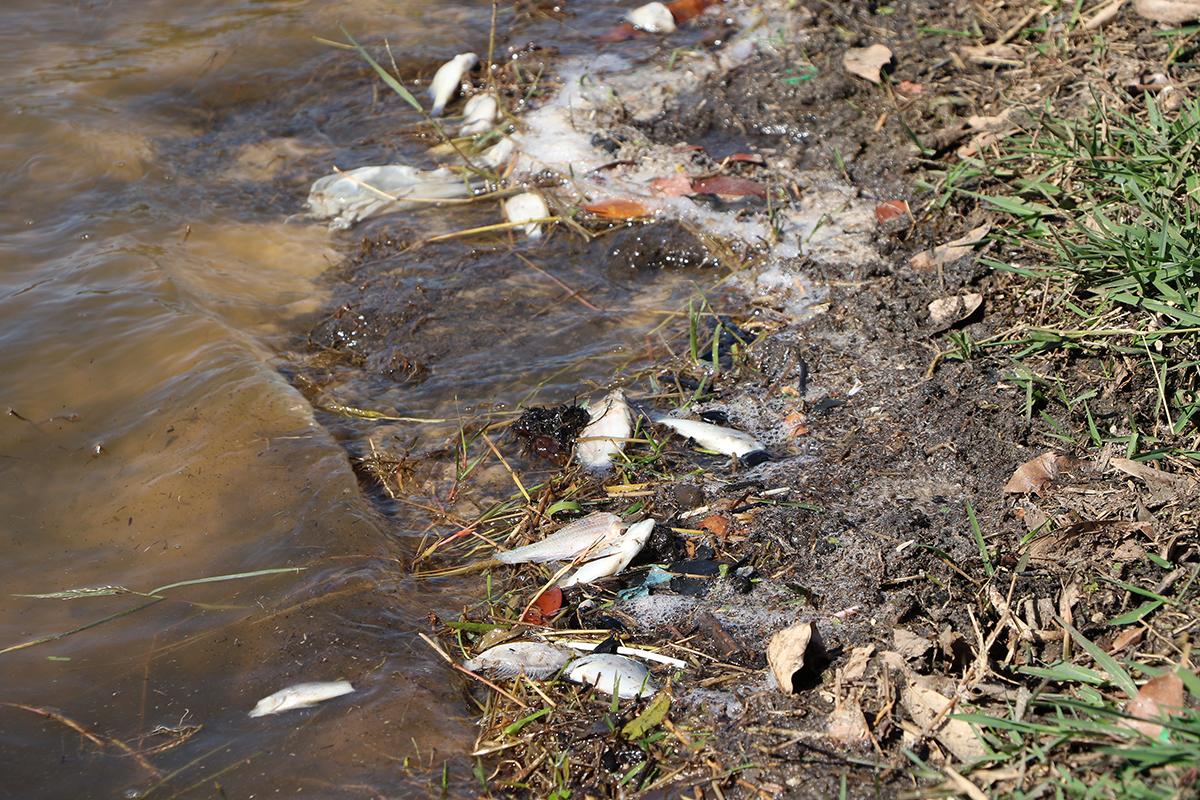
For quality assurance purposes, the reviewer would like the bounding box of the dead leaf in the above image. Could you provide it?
[910,224,991,272]
[666,0,721,23]
[1003,452,1060,495]
[842,44,893,84]
[1109,626,1146,654]
[897,80,924,95]
[583,199,652,219]
[827,699,871,743]
[723,152,767,166]
[1133,0,1200,23]
[960,43,1022,65]
[767,621,825,694]
[928,293,983,329]
[783,411,809,439]
[698,514,730,537]
[598,22,641,42]
[522,586,563,624]
[874,199,910,224]
[902,682,987,761]
[893,628,932,660]
[1123,672,1185,740]
[650,174,694,196]
[841,644,876,683]
[1110,457,1188,489]
[691,175,768,199]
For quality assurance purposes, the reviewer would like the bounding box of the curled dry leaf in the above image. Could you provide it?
[583,199,652,219]
[928,292,983,329]
[893,628,932,660]
[827,698,871,744]
[841,644,876,683]
[910,224,991,272]
[767,621,824,694]
[874,199,910,224]
[882,650,986,761]
[783,410,809,438]
[691,175,768,199]
[698,514,731,537]
[666,0,722,23]
[842,43,893,84]
[1123,671,1185,740]
[1133,0,1200,23]
[1003,452,1060,496]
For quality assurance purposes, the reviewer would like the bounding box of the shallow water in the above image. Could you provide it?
[0,1,724,796]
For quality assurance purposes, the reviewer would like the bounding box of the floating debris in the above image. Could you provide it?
[649,414,768,466]
[560,518,655,587]
[429,52,479,117]
[460,93,499,136]
[307,165,471,230]
[568,653,656,699]
[511,402,590,464]
[248,680,355,717]
[575,390,632,473]
[494,512,624,565]
[479,136,516,171]
[627,2,677,33]
[462,641,574,679]
[503,191,549,238]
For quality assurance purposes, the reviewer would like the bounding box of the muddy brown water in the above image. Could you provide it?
[0,1,756,796]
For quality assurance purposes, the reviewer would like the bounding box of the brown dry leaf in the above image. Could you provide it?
[842,44,893,84]
[1003,452,1060,495]
[875,199,910,224]
[1123,672,1185,740]
[724,152,767,165]
[698,514,731,537]
[902,682,987,761]
[928,293,983,329]
[583,199,652,219]
[897,80,924,95]
[1110,457,1188,489]
[783,410,809,439]
[960,43,1022,65]
[893,628,932,660]
[841,644,876,683]
[666,0,720,23]
[910,224,991,272]
[767,621,824,694]
[1134,0,1200,23]
[650,174,694,197]
[827,699,871,743]
[598,22,640,42]
[691,175,768,199]
[1109,626,1146,654]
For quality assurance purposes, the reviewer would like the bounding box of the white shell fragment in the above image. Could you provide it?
[307,165,471,230]
[560,518,655,587]
[575,390,632,473]
[429,52,479,117]
[651,415,768,464]
[460,93,499,136]
[462,641,574,679]
[494,512,624,565]
[627,2,677,33]
[248,680,355,717]
[568,653,656,699]
[503,191,549,238]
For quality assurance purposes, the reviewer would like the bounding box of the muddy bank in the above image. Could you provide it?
[285,1,1198,797]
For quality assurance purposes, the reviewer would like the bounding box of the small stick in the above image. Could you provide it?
[514,253,604,312]
[1,703,162,779]
[424,217,563,244]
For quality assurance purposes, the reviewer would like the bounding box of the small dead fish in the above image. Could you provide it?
[650,415,769,466]
[462,641,574,679]
[626,2,677,33]
[575,390,632,473]
[460,93,499,136]
[560,518,655,587]
[568,653,656,699]
[503,192,548,238]
[248,680,355,718]
[494,512,624,565]
[429,52,479,117]
[307,164,471,230]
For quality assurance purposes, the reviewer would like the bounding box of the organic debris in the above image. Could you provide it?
[248,681,355,718]
[510,402,590,464]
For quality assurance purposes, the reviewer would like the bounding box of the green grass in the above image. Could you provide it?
[943,94,1200,462]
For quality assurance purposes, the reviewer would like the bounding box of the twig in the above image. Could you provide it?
[1,703,162,779]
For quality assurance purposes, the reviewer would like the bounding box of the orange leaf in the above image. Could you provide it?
[598,22,640,42]
[897,80,924,95]
[1002,452,1060,495]
[724,152,766,165]
[1123,672,1185,740]
[583,199,651,219]
[698,514,731,537]
[874,199,910,224]
[666,0,722,23]
[533,586,563,616]
[691,175,767,199]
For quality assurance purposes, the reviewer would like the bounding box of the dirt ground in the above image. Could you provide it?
[285,1,1199,797]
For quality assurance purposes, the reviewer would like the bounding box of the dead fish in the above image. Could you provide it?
[560,518,655,587]
[248,680,355,717]
[480,136,516,171]
[503,192,548,238]
[462,641,574,679]
[429,52,479,117]
[494,512,624,565]
[650,414,769,466]
[307,164,471,230]
[568,653,656,699]
[626,2,677,33]
[460,93,499,136]
[575,390,632,473]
